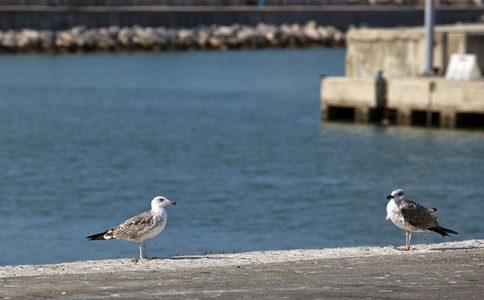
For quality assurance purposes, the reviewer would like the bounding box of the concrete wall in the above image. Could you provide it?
[0,0,481,6]
[386,79,432,111]
[322,76,484,113]
[320,76,381,123]
[346,24,484,78]
[431,81,484,112]
[320,77,377,108]
[346,27,423,78]
[321,76,484,127]
[1,6,484,30]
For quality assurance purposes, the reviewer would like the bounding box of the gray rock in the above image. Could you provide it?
[0,20,345,52]
[16,29,40,48]
[193,25,212,49]
[1,30,18,49]
[39,30,55,48]
[117,26,135,46]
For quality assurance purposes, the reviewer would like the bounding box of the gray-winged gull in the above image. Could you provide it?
[86,196,177,259]
[386,189,458,250]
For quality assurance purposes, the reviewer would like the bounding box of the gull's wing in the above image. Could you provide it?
[400,200,439,230]
[109,211,156,240]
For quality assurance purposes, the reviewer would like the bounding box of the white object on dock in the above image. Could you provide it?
[445,54,482,80]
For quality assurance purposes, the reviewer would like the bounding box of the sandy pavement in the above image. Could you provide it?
[2,239,483,278]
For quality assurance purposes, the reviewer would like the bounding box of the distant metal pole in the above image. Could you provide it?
[424,0,435,76]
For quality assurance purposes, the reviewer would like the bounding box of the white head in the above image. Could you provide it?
[386,189,407,204]
[151,196,177,212]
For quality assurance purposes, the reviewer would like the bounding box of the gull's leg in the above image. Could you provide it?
[396,231,410,251]
[139,241,152,260]
[407,231,412,250]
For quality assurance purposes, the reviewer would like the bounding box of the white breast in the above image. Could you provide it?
[142,210,168,240]
[386,200,423,232]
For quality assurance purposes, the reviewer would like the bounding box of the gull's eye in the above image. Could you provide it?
[398,192,403,196]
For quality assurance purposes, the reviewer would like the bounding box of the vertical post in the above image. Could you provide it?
[426,81,435,127]
[376,70,388,124]
[375,70,387,108]
[355,107,369,123]
[440,111,456,128]
[320,75,328,121]
[424,0,435,76]
[396,109,412,126]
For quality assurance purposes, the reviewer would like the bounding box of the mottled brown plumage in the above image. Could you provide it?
[399,200,440,231]
[101,211,165,242]
[86,196,176,259]
[386,189,457,250]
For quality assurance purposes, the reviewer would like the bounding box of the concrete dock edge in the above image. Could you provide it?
[321,76,484,128]
[1,239,483,299]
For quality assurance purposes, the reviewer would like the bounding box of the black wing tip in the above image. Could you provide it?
[442,227,459,235]
[431,226,459,237]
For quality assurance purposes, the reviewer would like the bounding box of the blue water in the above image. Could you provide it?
[0,49,483,267]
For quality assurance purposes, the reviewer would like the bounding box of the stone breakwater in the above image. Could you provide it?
[0,21,344,53]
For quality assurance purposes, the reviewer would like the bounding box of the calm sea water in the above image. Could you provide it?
[0,49,483,266]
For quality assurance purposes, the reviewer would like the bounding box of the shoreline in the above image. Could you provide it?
[2,239,482,277]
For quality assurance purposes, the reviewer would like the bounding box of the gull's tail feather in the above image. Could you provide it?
[86,230,110,241]
[430,226,458,238]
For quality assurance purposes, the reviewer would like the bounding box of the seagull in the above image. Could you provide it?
[86,196,177,259]
[386,189,458,250]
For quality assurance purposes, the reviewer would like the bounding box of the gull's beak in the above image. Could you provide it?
[171,201,177,205]
[386,195,393,200]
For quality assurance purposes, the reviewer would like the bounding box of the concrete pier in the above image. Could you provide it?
[1,240,483,299]
[321,76,484,128]
[322,23,484,128]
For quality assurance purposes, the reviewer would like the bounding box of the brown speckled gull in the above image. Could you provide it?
[86,196,176,259]
[386,189,457,250]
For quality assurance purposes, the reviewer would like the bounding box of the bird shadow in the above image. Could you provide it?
[428,246,484,251]
[143,256,248,261]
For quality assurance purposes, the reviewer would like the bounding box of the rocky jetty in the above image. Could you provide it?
[0,21,344,53]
